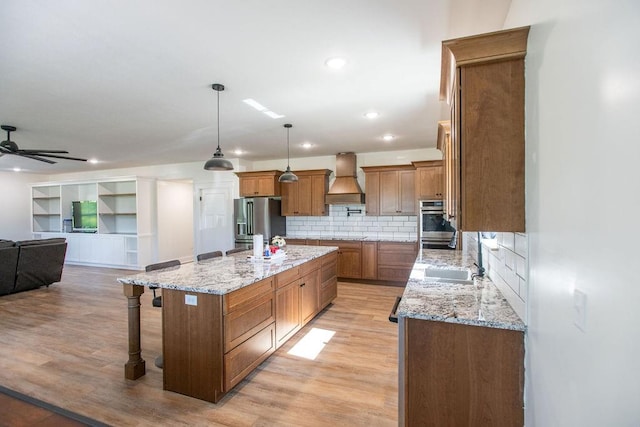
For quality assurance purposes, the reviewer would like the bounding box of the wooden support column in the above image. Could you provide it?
[123,284,146,380]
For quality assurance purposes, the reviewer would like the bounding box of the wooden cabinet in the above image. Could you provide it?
[320,252,338,307]
[319,240,362,279]
[361,241,378,280]
[412,160,444,200]
[162,253,337,403]
[362,165,416,216]
[377,241,417,283]
[440,27,529,232]
[235,170,282,197]
[400,319,524,426]
[275,276,301,348]
[435,121,458,223]
[281,169,331,216]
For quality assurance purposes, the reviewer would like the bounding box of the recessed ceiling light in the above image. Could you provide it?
[12,167,21,172]
[263,111,285,119]
[383,134,395,141]
[233,149,244,155]
[364,112,380,119]
[325,57,347,69]
[301,142,313,149]
[243,98,267,112]
[88,158,99,164]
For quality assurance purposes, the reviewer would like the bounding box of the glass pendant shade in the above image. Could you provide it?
[204,83,233,171]
[278,123,298,183]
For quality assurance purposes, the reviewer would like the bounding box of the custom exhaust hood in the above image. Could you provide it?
[325,152,365,205]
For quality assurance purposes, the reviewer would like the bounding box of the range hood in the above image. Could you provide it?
[325,152,365,205]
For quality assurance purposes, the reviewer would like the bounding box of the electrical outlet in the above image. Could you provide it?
[573,289,587,332]
[185,294,198,306]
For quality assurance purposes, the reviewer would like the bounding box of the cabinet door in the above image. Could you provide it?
[280,182,297,216]
[361,241,378,280]
[460,59,525,231]
[311,174,328,216]
[417,166,444,200]
[379,171,399,215]
[338,247,362,279]
[320,253,338,308]
[256,177,276,196]
[398,170,416,214]
[300,268,320,324]
[365,172,379,216]
[275,280,301,348]
[295,175,313,216]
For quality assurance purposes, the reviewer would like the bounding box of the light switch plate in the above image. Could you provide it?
[573,289,587,332]
[185,294,197,306]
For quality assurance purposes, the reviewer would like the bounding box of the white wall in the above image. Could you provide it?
[156,180,194,263]
[504,1,640,425]
[0,171,43,240]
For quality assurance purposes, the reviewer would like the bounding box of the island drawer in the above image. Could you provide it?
[223,277,274,314]
[224,291,275,352]
[275,267,300,288]
[299,257,321,275]
[224,323,275,391]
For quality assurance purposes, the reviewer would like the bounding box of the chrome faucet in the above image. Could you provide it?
[472,231,485,278]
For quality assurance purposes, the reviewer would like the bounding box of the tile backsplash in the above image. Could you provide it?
[464,231,528,321]
[285,205,418,241]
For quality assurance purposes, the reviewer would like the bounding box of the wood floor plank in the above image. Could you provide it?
[0,265,403,426]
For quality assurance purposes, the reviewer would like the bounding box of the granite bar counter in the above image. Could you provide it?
[117,245,338,294]
[117,245,339,403]
[397,249,525,331]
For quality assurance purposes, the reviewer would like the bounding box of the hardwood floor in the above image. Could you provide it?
[0,265,404,426]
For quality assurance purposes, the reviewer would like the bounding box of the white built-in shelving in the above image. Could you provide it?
[30,177,156,269]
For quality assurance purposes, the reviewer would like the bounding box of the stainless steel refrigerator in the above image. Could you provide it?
[234,198,286,249]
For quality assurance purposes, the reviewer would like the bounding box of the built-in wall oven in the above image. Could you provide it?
[419,200,455,249]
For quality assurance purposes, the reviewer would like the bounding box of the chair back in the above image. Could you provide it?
[196,251,223,261]
[145,259,181,272]
[225,248,246,256]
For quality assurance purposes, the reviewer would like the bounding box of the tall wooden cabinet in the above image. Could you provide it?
[440,26,529,232]
[362,165,416,216]
[280,169,331,216]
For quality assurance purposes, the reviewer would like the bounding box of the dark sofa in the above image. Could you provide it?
[0,238,67,296]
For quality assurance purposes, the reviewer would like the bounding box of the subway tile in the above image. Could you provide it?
[391,216,409,222]
[504,250,516,271]
[515,254,527,280]
[383,226,399,232]
[502,232,515,250]
[515,233,528,257]
[518,277,528,300]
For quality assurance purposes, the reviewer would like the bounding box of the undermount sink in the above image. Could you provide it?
[424,268,473,284]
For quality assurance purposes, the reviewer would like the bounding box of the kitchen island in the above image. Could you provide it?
[397,249,525,426]
[118,245,338,403]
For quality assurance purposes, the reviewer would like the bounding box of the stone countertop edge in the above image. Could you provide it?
[397,249,526,332]
[117,245,339,296]
[282,235,417,243]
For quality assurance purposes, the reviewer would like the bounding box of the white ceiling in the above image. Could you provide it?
[0,0,511,173]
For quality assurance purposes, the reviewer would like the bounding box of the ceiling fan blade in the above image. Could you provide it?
[19,153,57,164]
[18,149,70,154]
[30,153,87,162]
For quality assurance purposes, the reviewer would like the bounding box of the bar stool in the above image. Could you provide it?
[144,259,180,369]
[225,248,246,256]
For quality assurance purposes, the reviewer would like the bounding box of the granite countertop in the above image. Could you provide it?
[117,245,338,295]
[283,235,417,243]
[397,249,525,331]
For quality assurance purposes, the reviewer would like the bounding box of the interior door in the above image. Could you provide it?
[198,187,233,255]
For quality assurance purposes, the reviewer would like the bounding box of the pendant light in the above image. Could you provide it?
[278,123,298,183]
[204,83,234,171]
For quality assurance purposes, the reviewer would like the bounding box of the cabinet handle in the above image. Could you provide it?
[300,282,306,287]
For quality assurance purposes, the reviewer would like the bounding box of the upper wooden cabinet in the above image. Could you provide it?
[362,165,416,216]
[412,160,444,200]
[440,26,529,232]
[281,169,331,216]
[235,171,282,197]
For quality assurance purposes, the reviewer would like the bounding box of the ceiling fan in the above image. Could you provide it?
[0,125,87,164]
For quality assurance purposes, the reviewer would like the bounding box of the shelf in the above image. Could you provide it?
[33,196,61,200]
[99,193,136,197]
[33,213,61,217]
[99,212,137,216]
